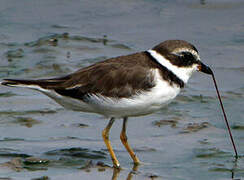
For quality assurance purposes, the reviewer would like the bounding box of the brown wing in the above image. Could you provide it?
[2,52,157,99]
[55,65,155,99]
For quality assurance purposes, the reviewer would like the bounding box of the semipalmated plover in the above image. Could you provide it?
[1,40,212,168]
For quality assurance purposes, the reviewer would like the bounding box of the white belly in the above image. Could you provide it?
[42,69,181,118]
[88,78,180,118]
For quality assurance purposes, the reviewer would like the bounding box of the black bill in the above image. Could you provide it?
[197,61,213,75]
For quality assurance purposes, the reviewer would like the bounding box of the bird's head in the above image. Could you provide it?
[148,40,212,84]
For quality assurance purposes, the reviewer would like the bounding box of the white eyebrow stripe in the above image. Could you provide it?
[172,48,200,60]
[147,49,194,83]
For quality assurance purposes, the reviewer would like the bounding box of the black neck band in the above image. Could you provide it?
[145,51,184,88]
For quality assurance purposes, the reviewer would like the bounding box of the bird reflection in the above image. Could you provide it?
[200,0,206,5]
[231,158,240,180]
[111,164,139,180]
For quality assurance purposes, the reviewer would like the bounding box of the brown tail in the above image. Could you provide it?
[1,76,69,89]
[1,79,40,86]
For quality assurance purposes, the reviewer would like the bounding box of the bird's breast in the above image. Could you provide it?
[86,69,181,118]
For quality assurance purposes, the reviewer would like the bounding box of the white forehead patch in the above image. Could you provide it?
[172,48,200,60]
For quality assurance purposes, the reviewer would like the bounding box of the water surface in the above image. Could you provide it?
[0,0,243,179]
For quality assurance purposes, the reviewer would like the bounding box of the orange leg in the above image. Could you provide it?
[102,118,120,168]
[120,117,140,165]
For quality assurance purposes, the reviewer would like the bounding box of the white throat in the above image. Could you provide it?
[147,49,197,83]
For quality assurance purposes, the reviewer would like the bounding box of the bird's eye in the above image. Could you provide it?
[179,52,196,66]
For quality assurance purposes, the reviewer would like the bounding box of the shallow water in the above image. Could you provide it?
[0,0,243,179]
